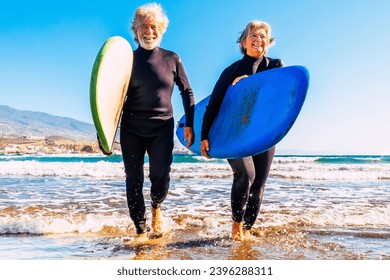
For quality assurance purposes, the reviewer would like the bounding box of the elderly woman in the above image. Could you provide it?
[201,20,284,241]
[120,3,195,240]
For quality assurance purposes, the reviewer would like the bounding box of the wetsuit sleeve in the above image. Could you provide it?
[175,56,195,128]
[269,58,284,69]
[201,66,234,141]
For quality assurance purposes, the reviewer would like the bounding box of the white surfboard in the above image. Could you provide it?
[90,36,133,154]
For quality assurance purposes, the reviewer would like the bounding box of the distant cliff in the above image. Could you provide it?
[0,105,95,140]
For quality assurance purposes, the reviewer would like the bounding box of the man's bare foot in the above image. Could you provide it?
[243,229,252,240]
[232,221,244,241]
[151,207,163,235]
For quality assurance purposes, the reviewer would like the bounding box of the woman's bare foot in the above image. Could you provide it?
[133,232,148,242]
[151,207,163,235]
[232,221,244,241]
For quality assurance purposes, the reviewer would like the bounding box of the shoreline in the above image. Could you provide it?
[1,137,388,157]
[0,136,115,155]
[0,136,192,155]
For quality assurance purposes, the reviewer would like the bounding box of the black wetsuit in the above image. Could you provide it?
[120,46,194,234]
[201,54,283,230]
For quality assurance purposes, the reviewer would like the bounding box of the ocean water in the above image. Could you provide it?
[0,153,389,260]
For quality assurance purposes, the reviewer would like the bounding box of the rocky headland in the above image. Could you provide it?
[0,136,121,155]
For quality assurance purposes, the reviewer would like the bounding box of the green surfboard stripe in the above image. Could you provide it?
[89,38,116,154]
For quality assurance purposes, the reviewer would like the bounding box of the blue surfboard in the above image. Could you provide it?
[176,65,310,158]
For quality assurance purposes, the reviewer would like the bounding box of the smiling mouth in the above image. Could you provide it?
[143,35,155,41]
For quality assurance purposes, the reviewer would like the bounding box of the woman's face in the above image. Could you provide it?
[242,27,269,58]
[136,15,161,50]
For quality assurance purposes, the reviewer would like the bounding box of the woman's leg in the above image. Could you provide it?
[243,146,275,230]
[227,157,255,240]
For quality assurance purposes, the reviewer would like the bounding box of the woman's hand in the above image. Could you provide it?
[232,75,248,86]
[184,127,194,148]
[201,139,211,159]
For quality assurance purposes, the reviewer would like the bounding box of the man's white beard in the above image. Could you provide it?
[138,37,161,50]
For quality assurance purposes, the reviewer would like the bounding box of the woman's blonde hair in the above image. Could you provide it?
[131,3,169,44]
[237,20,275,54]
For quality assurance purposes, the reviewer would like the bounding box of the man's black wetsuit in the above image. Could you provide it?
[120,46,194,234]
[201,54,283,230]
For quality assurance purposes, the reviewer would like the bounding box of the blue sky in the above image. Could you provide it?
[1,0,389,155]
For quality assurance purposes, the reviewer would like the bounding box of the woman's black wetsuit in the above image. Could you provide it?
[201,54,283,230]
[120,46,194,234]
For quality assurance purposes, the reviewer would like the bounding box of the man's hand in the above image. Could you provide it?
[184,127,194,148]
